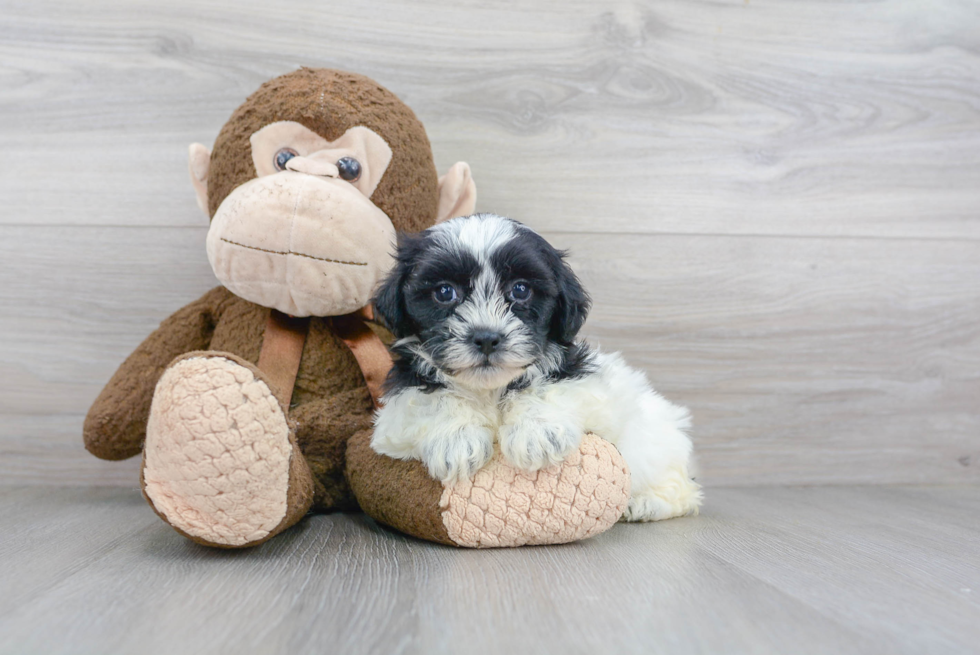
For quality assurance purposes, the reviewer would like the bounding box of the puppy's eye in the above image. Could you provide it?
[433,283,459,304]
[510,281,532,302]
[274,148,298,171]
[337,156,362,181]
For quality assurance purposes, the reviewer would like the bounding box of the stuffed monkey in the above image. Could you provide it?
[84,68,630,548]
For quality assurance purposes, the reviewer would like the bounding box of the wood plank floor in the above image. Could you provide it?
[1,485,977,655]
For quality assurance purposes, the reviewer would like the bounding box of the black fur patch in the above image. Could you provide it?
[490,224,591,346]
[545,342,598,382]
[372,214,595,395]
[383,340,445,395]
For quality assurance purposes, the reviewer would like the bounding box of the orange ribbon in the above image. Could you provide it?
[331,306,394,409]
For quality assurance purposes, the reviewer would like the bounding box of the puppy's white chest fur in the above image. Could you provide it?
[372,351,703,522]
[369,213,702,521]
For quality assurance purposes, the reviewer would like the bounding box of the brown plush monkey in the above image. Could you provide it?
[84,68,629,548]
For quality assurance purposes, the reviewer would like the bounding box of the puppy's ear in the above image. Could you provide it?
[550,257,591,344]
[372,234,423,338]
[372,264,409,338]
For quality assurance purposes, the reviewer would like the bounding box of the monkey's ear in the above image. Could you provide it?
[188,143,211,217]
[436,162,477,224]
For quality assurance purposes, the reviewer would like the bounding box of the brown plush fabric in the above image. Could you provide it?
[87,69,625,551]
[87,285,379,513]
[207,68,439,233]
[346,429,456,547]
[84,286,230,460]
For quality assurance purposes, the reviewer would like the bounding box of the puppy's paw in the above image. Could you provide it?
[499,408,583,472]
[420,425,495,483]
[623,466,703,522]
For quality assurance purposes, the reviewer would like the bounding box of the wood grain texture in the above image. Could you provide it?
[1,0,978,237]
[1,0,979,486]
[1,226,977,485]
[0,485,977,655]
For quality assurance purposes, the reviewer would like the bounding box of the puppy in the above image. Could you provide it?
[370,213,702,521]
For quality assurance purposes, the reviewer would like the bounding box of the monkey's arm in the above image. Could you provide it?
[83,286,231,460]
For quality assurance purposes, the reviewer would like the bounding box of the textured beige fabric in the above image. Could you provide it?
[250,122,393,199]
[143,356,292,546]
[188,143,210,215]
[440,434,630,548]
[205,172,397,317]
[435,161,477,223]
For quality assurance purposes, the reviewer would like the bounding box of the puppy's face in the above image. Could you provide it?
[374,214,591,390]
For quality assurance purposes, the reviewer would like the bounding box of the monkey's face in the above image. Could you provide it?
[191,69,476,317]
[205,121,398,317]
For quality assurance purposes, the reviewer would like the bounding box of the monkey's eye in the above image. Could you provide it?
[274,148,298,171]
[337,156,362,181]
[433,283,459,305]
[509,281,532,303]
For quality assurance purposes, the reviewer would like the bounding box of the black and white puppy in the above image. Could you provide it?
[371,213,701,521]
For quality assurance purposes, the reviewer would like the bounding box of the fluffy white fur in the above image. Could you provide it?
[371,214,702,522]
[374,351,702,521]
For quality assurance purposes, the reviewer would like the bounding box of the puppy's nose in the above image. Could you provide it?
[472,330,503,356]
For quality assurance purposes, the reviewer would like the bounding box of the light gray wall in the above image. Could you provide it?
[2,0,978,486]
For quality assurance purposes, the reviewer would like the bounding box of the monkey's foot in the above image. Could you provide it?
[348,432,631,548]
[142,352,314,548]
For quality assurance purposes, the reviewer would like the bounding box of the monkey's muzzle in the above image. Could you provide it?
[206,172,396,317]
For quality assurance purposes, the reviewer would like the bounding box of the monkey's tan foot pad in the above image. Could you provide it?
[142,352,313,548]
[442,434,631,547]
[348,432,630,548]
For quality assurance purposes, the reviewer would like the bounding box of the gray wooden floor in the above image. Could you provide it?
[1,485,977,655]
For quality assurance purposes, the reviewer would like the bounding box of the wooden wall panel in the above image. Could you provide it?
[1,227,976,485]
[1,0,978,485]
[2,0,978,238]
